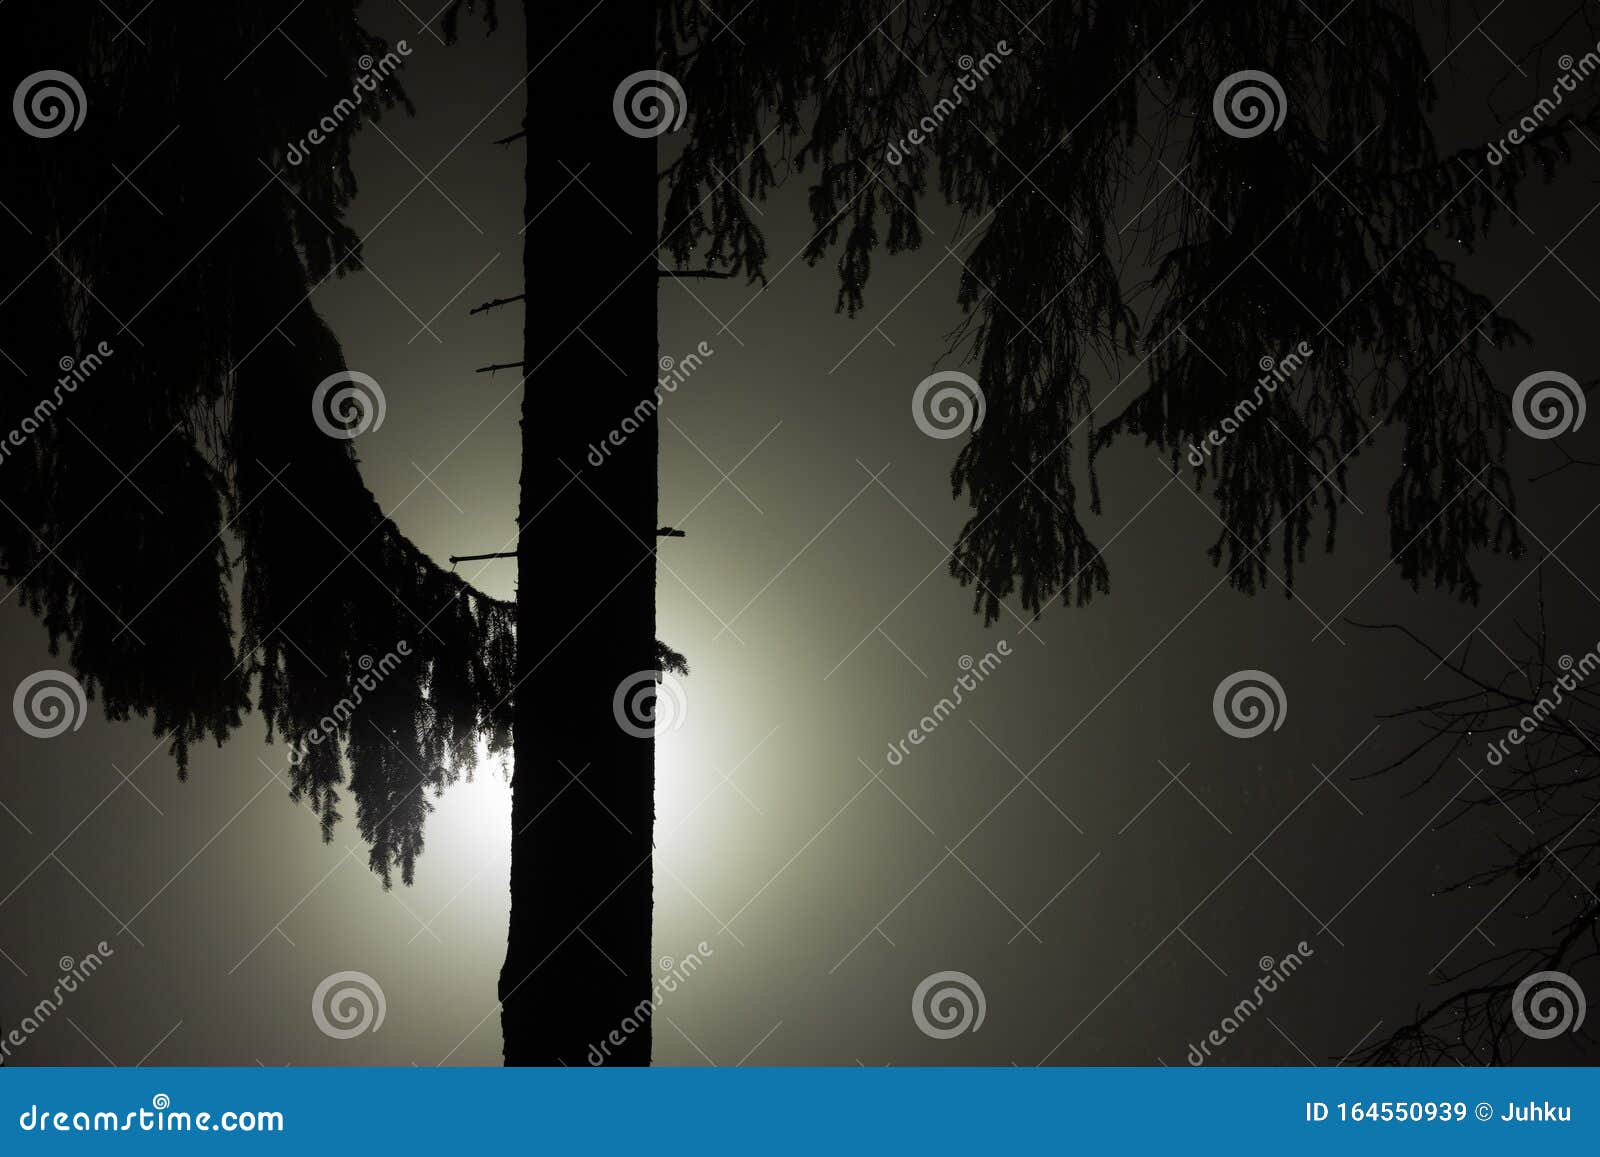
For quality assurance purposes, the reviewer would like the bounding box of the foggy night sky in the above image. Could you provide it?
[3,0,1599,1065]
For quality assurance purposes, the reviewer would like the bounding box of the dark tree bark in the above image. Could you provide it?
[500,0,659,1064]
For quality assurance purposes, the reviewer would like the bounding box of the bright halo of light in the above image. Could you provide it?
[424,736,512,887]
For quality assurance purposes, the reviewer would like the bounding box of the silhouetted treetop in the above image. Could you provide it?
[8,0,1598,885]
[645,1,1600,621]
[1,3,510,886]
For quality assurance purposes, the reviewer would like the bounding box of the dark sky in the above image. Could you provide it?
[3,0,1599,1066]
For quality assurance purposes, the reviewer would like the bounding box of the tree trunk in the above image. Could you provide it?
[500,0,658,1065]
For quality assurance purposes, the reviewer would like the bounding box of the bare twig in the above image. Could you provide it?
[469,293,525,315]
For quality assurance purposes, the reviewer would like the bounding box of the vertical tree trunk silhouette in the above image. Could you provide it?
[500,0,658,1064]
